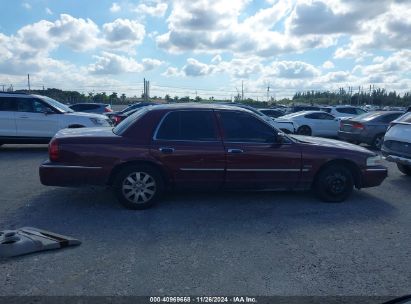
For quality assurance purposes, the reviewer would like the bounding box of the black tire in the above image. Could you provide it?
[314,165,354,202]
[397,163,411,176]
[297,125,312,136]
[113,165,164,210]
[372,133,384,149]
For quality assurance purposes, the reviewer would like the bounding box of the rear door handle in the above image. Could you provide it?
[228,149,244,154]
[19,116,29,119]
[159,147,174,154]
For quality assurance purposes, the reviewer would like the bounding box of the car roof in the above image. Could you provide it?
[148,102,257,112]
[71,103,108,106]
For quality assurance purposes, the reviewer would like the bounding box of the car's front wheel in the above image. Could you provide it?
[397,163,411,176]
[314,165,354,202]
[113,165,164,209]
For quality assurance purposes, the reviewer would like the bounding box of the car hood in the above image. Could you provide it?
[55,127,116,138]
[290,135,374,154]
[64,112,108,119]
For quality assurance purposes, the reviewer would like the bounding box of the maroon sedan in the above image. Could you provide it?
[39,103,387,209]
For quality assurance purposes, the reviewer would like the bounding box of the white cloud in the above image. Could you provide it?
[266,61,321,79]
[88,52,144,74]
[322,60,335,69]
[183,58,214,77]
[162,67,182,77]
[110,2,121,13]
[142,58,163,70]
[135,1,168,17]
[22,2,31,10]
[102,19,145,51]
[45,7,53,15]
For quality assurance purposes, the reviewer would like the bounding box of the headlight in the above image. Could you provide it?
[366,155,382,166]
[89,117,108,126]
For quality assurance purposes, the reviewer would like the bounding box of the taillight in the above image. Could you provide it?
[113,116,121,124]
[339,121,344,130]
[49,138,59,162]
[352,122,364,130]
[104,107,112,112]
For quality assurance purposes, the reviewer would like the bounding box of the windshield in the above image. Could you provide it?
[113,107,149,135]
[36,95,74,113]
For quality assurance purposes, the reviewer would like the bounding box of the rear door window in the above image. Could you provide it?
[155,111,219,141]
[0,97,17,111]
[218,111,276,143]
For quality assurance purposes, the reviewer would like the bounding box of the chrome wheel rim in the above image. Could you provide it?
[122,172,156,204]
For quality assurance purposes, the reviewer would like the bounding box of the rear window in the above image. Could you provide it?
[353,112,384,121]
[113,107,149,135]
[336,107,357,114]
[396,112,411,123]
[155,111,218,141]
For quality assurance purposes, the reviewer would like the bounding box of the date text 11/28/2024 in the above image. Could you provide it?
[149,296,257,303]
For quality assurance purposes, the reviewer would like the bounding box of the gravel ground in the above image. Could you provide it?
[0,144,410,296]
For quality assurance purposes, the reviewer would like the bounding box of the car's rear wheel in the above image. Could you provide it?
[372,133,384,149]
[297,125,312,136]
[397,163,411,176]
[314,165,354,202]
[113,165,164,209]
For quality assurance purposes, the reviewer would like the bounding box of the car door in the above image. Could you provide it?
[0,97,17,137]
[15,97,60,138]
[150,110,226,190]
[216,110,302,190]
[317,112,339,137]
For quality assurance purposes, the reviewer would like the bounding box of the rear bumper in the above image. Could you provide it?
[360,166,388,188]
[39,161,108,186]
[338,131,369,144]
[383,154,411,166]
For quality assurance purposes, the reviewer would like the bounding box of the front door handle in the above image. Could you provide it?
[19,116,29,119]
[228,149,244,154]
[159,147,174,154]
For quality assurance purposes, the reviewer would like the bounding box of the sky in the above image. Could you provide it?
[0,0,411,100]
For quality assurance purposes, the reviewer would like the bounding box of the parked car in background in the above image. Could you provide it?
[338,111,404,149]
[105,102,157,122]
[110,106,154,125]
[320,106,366,118]
[277,111,339,137]
[39,103,387,209]
[285,105,320,114]
[0,92,112,145]
[382,112,411,175]
[259,108,285,118]
[69,103,112,114]
[218,103,295,133]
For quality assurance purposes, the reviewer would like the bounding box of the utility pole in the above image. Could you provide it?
[27,74,31,93]
[241,81,244,102]
[266,82,270,103]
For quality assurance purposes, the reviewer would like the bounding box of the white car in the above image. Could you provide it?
[276,111,340,137]
[382,112,411,175]
[0,92,112,145]
[320,106,366,118]
[228,104,295,134]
